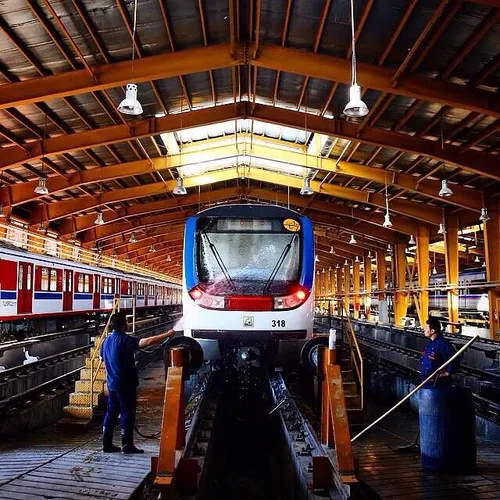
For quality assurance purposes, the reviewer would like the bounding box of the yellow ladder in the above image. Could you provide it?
[60,299,119,424]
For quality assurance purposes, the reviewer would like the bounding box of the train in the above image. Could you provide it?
[0,242,181,323]
[182,204,315,364]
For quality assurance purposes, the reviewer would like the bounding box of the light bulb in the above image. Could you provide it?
[173,177,187,195]
[383,212,392,228]
[300,177,314,196]
[349,234,357,244]
[118,83,143,116]
[474,255,480,263]
[479,207,490,222]
[438,223,446,235]
[343,84,369,118]
[329,246,335,254]
[409,234,415,245]
[438,179,453,197]
[34,177,49,195]
[94,211,105,225]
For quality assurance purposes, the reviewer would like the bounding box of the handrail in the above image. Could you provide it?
[343,307,364,411]
[89,298,120,411]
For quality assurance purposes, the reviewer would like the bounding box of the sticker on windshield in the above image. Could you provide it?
[283,219,300,232]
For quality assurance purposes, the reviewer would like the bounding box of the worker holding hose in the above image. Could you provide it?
[421,317,458,388]
[100,311,180,453]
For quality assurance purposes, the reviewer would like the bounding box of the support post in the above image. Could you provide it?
[444,212,459,332]
[484,199,500,340]
[353,260,360,319]
[416,225,430,326]
[364,252,372,321]
[343,262,350,316]
[394,237,407,327]
[335,266,342,315]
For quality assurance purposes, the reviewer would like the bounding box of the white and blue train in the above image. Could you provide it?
[182,204,315,362]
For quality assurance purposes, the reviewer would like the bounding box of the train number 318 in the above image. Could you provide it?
[271,319,286,328]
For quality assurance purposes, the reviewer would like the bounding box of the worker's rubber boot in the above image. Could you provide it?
[121,427,144,454]
[102,426,120,453]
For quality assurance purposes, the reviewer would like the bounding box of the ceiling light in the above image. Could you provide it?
[149,244,156,253]
[482,260,486,268]
[129,232,137,243]
[479,207,490,222]
[315,254,319,262]
[438,179,453,197]
[349,234,357,244]
[409,234,415,245]
[387,244,392,253]
[383,212,393,228]
[474,255,480,263]
[34,177,49,195]
[343,0,369,118]
[36,222,45,232]
[344,84,369,118]
[94,211,105,226]
[166,254,171,262]
[336,263,340,269]
[173,177,187,195]
[432,266,437,275]
[118,83,143,116]
[438,223,446,235]
[329,246,335,254]
[300,177,314,196]
[322,268,325,274]
[355,255,359,262]
[367,251,372,259]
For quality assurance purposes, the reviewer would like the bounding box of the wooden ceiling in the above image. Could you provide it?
[0,0,498,278]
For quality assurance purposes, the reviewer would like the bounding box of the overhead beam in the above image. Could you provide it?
[0,43,237,110]
[252,44,500,119]
[0,103,497,182]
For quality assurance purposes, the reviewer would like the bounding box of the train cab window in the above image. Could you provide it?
[18,264,24,289]
[148,284,154,296]
[49,269,57,291]
[26,265,32,291]
[84,275,90,293]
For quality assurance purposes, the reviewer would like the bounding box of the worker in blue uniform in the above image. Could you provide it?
[420,317,457,388]
[100,311,177,453]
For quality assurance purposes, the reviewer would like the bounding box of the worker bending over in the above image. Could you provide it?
[100,311,178,453]
[420,317,458,388]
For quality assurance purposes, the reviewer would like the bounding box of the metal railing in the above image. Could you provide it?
[89,298,120,411]
[343,308,364,411]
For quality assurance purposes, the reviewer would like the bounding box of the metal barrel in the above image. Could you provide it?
[419,387,476,473]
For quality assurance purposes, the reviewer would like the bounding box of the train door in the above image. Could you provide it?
[17,261,33,314]
[93,274,101,309]
[63,269,73,311]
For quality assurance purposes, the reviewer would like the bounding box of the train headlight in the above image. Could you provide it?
[188,286,225,309]
[273,287,309,310]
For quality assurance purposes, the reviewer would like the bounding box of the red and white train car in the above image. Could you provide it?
[0,245,180,322]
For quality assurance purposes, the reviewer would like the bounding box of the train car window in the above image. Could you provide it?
[77,274,83,293]
[149,284,154,296]
[84,275,90,293]
[197,217,301,295]
[41,267,49,291]
[26,265,32,291]
[49,269,57,291]
[127,282,132,295]
[18,264,24,290]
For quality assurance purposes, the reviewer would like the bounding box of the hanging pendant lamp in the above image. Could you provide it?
[437,223,446,235]
[479,207,490,222]
[300,176,314,196]
[344,0,369,118]
[409,234,415,245]
[94,211,105,226]
[173,177,187,195]
[129,232,137,243]
[438,179,453,197]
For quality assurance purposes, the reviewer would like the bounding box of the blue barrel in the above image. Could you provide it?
[419,387,476,472]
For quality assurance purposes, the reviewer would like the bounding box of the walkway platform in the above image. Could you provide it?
[353,401,500,499]
[0,362,165,500]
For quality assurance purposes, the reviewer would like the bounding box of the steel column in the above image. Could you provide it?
[444,213,459,332]
[483,199,500,340]
[364,253,372,321]
[343,263,350,316]
[353,261,360,320]
[393,237,408,327]
[416,225,430,326]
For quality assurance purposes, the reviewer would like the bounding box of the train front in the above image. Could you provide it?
[182,204,315,365]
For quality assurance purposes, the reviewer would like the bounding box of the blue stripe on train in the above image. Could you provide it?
[184,216,197,291]
[299,215,314,291]
[101,294,115,300]
[74,293,93,300]
[1,291,16,300]
[34,292,63,299]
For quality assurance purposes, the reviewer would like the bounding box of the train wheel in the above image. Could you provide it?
[300,337,329,371]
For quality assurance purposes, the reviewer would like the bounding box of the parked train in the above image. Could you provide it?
[0,243,181,322]
[182,204,315,362]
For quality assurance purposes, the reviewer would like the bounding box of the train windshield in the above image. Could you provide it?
[197,217,301,295]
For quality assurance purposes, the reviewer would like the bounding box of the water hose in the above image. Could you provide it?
[351,334,480,442]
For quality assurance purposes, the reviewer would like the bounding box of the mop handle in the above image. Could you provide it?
[351,333,480,443]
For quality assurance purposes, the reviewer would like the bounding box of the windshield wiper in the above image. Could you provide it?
[201,231,235,291]
[262,234,297,294]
